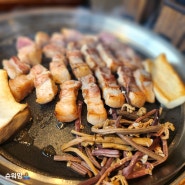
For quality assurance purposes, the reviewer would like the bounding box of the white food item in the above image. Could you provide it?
[0,70,27,128]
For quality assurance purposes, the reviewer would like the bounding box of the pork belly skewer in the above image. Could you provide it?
[2,56,30,79]
[5,40,35,101]
[67,50,92,79]
[43,44,66,59]
[117,66,146,108]
[69,32,99,49]
[133,69,155,103]
[98,32,122,45]
[62,28,98,50]
[67,35,98,51]
[5,39,35,100]
[34,71,58,104]
[62,30,82,51]
[55,80,81,122]
[30,64,58,104]
[80,74,107,125]
[29,63,47,77]
[67,49,107,125]
[100,33,153,103]
[9,74,34,102]
[61,28,83,43]
[96,43,122,72]
[113,45,143,71]
[50,32,65,47]
[81,44,106,70]
[99,32,142,70]
[35,31,50,48]
[49,55,71,84]
[113,45,142,71]
[42,32,66,59]
[16,36,42,66]
[42,35,66,59]
[95,67,125,108]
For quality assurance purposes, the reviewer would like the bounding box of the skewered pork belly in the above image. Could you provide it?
[9,74,34,102]
[67,50,92,79]
[2,56,30,79]
[96,44,121,72]
[67,42,80,50]
[98,32,118,45]
[99,32,142,70]
[117,66,146,108]
[95,67,125,108]
[49,55,71,84]
[41,32,66,59]
[83,34,98,43]
[78,35,98,47]
[50,32,65,47]
[55,80,81,122]
[133,69,155,103]
[80,74,107,125]
[29,64,47,78]
[16,36,34,50]
[61,28,83,42]
[113,45,143,71]
[30,64,58,104]
[43,43,66,59]
[35,31,50,48]
[99,32,152,104]
[81,44,106,70]
[16,36,42,66]
[67,35,98,51]
[34,71,58,104]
